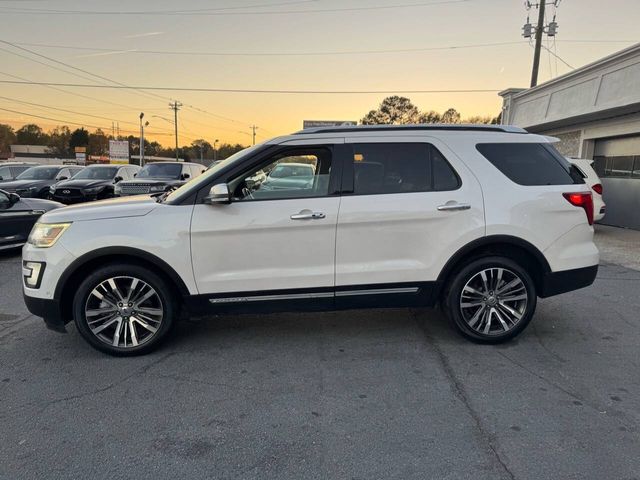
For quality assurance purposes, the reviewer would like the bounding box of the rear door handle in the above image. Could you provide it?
[291,210,326,220]
[437,203,471,212]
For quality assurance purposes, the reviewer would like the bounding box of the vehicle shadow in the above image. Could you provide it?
[167,305,464,351]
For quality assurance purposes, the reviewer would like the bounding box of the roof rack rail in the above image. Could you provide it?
[293,124,528,135]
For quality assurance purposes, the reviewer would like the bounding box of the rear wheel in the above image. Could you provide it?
[73,263,177,356]
[444,256,536,343]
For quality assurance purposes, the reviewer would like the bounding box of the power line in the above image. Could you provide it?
[0,0,470,16]
[0,106,173,136]
[540,43,574,69]
[0,70,139,111]
[0,1,319,15]
[0,39,254,134]
[9,40,526,57]
[0,39,173,105]
[0,95,189,139]
[0,80,501,94]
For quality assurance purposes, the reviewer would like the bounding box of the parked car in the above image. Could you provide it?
[0,189,63,251]
[114,162,205,197]
[50,164,141,204]
[0,162,37,182]
[208,160,224,169]
[570,158,606,221]
[22,125,599,355]
[260,162,315,192]
[0,165,83,199]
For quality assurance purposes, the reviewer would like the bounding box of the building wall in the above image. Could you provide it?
[499,44,640,230]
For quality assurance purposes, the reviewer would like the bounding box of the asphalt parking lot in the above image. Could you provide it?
[1,230,640,480]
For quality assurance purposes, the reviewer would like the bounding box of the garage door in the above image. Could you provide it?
[593,136,640,230]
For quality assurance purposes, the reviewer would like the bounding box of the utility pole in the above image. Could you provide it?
[250,125,258,146]
[530,1,545,88]
[523,1,559,88]
[169,101,182,161]
[213,139,219,161]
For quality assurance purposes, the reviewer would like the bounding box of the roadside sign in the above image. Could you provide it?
[74,146,86,165]
[109,140,130,164]
[303,120,357,129]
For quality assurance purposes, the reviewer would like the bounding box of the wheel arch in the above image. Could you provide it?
[55,247,191,322]
[435,235,551,299]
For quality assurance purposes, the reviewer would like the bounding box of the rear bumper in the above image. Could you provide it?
[23,293,68,333]
[539,264,598,298]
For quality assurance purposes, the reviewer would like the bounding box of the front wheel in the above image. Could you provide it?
[73,263,177,356]
[444,256,537,343]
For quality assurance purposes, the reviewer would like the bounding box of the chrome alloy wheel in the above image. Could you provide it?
[459,267,528,336]
[84,276,164,348]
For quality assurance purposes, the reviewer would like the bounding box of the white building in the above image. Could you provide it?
[500,43,640,230]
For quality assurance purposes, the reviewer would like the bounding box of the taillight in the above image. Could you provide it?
[592,183,603,195]
[563,192,594,225]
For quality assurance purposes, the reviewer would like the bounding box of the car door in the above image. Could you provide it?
[334,137,485,308]
[190,139,344,310]
[0,192,42,248]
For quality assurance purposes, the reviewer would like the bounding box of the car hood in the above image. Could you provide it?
[39,195,158,223]
[53,179,112,189]
[0,179,50,190]
[19,197,64,211]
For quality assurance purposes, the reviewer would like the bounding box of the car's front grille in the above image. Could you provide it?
[121,183,151,195]
[54,188,83,198]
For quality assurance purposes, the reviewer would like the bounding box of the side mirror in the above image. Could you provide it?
[0,176,3,181]
[9,193,20,205]
[114,176,123,183]
[204,183,231,205]
[181,173,191,180]
[133,172,137,177]
[58,176,68,181]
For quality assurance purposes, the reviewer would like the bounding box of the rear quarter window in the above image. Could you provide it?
[476,143,583,186]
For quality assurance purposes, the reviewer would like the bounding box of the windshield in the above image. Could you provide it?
[73,166,118,180]
[16,167,61,180]
[164,144,263,203]
[138,163,182,179]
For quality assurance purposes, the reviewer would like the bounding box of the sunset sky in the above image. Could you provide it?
[0,0,638,146]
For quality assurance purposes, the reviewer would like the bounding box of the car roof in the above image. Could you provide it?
[274,162,313,168]
[146,161,200,166]
[293,124,528,135]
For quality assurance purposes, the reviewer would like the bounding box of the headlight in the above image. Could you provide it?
[27,222,71,248]
[149,185,165,192]
[49,186,56,194]
[114,184,122,194]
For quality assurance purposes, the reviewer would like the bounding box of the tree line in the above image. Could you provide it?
[361,96,500,125]
[0,123,247,162]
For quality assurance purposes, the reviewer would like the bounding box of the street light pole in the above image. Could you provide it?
[139,112,144,166]
[213,139,219,161]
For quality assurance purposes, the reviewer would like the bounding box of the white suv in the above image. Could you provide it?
[22,125,599,355]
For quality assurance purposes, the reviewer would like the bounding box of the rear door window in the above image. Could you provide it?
[348,143,460,195]
[476,143,583,185]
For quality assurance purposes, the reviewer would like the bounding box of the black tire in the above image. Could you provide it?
[444,256,537,344]
[73,263,177,356]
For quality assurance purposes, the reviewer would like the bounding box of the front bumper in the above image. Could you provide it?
[539,264,598,298]
[23,293,68,332]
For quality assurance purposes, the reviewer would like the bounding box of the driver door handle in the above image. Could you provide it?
[290,210,326,220]
[437,203,471,212]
